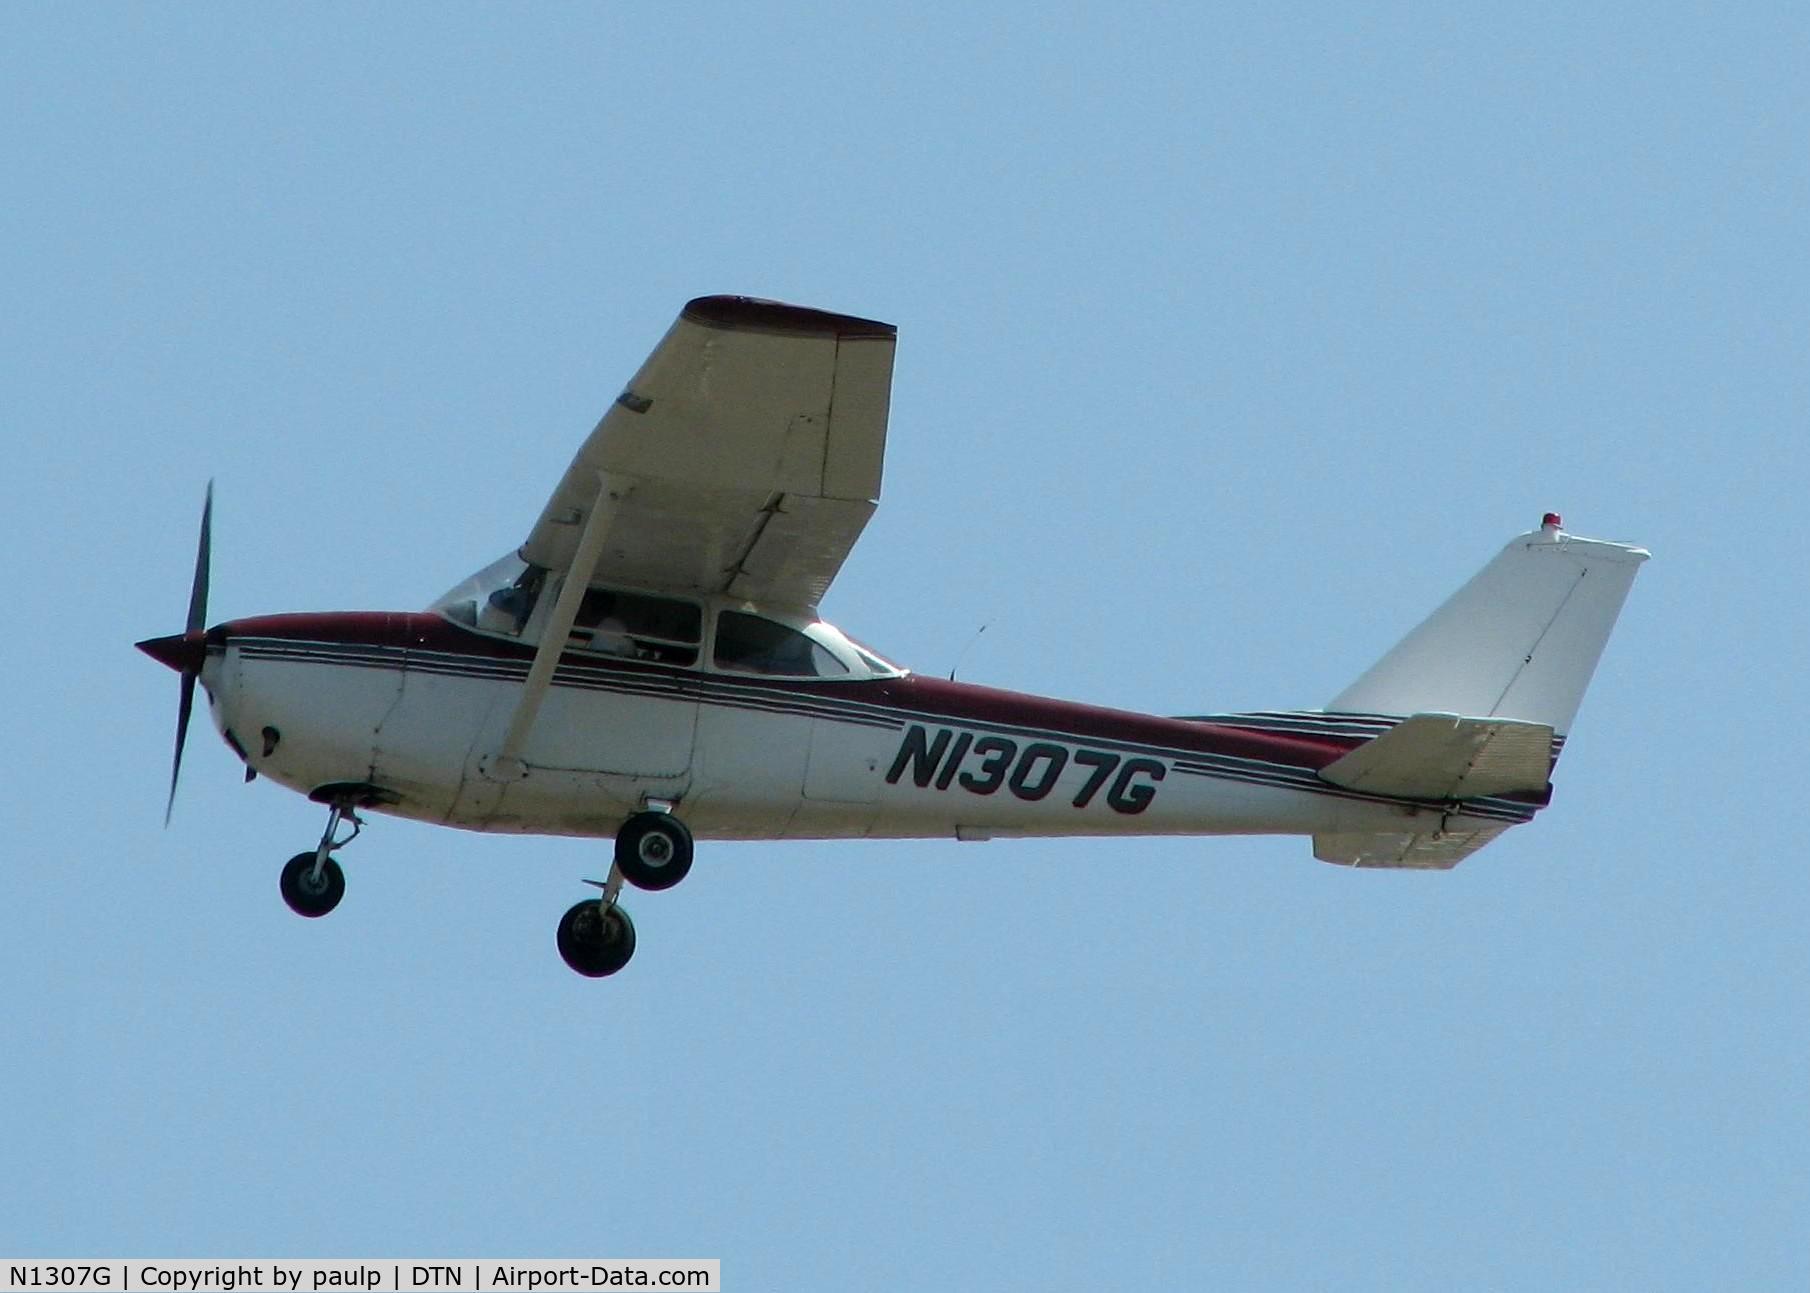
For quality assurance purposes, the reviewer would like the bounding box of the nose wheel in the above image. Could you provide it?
[279,796,364,918]
[280,851,345,917]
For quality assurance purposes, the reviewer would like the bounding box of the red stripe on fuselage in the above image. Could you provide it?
[218,611,1359,773]
[877,675,1352,769]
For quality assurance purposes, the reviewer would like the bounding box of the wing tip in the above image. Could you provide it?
[683,295,896,340]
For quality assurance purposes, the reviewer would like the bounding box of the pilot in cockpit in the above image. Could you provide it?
[478,567,545,636]
[576,589,637,656]
[588,613,635,656]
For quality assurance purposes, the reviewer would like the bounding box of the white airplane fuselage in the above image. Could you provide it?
[196,610,1535,848]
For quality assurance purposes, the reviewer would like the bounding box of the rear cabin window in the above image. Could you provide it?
[571,588,702,666]
[714,612,849,677]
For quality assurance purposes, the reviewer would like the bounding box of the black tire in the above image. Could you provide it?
[557,900,636,978]
[279,851,345,918]
[614,811,694,892]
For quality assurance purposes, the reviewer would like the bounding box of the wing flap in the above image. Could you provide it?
[727,494,876,605]
[1318,712,1554,800]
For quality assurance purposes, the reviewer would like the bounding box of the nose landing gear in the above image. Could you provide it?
[280,848,346,917]
[279,788,380,918]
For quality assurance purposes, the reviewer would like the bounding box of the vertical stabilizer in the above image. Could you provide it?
[1327,516,1648,736]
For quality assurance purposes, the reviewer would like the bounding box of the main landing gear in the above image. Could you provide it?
[614,809,694,891]
[556,807,695,979]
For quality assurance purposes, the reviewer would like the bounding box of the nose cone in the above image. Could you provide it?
[136,631,208,674]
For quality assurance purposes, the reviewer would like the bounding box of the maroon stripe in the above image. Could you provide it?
[681,295,895,339]
[225,612,542,662]
[220,611,1356,772]
[877,675,1355,770]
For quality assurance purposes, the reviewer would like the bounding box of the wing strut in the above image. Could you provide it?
[488,471,625,779]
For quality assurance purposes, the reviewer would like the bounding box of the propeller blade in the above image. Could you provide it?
[161,481,213,826]
[167,670,196,827]
[186,480,212,635]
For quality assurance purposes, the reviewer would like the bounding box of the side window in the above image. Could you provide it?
[714,612,850,677]
[571,588,702,666]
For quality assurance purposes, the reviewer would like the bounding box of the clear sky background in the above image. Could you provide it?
[3,4,1804,1288]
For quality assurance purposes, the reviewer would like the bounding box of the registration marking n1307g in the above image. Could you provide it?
[884,724,1166,814]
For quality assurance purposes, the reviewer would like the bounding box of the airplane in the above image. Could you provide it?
[137,295,1650,978]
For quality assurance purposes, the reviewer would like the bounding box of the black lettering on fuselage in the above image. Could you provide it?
[1071,749,1120,807]
[958,736,1017,795]
[885,725,1165,814]
[934,731,974,790]
[886,725,952,787]
[1106,757,1166,814]
[1008,742,1068,800]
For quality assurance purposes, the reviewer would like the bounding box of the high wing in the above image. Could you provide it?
[520,295,897,611]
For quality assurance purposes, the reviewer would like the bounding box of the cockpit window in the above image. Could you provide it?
[714,612,850,677]
[841,633,903,676]
[430,554,546,638]
[483,568,546,636]
[434,559,903,678]
[571,587,702,666]
[853,646,896,674]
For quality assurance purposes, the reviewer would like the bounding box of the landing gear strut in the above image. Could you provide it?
[279,797,362,918]
[554,806,695,977]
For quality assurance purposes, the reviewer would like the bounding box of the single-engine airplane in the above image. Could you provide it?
[138,296,1649,977]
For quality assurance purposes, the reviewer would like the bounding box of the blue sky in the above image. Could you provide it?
[3,4,1805,1288]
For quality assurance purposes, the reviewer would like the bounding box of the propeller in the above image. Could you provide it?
[136,482,213,824]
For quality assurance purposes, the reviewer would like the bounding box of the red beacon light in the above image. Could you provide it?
[1540,512,1563,536]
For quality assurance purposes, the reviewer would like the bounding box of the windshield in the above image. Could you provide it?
[429,553,547,637]
[842,633,904,676]
[814,622,905,676]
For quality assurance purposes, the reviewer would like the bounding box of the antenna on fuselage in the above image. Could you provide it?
[949,622,990,681]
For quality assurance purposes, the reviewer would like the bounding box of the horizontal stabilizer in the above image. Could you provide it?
[1318,712,1553,800]
[1313,825,1507,870]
